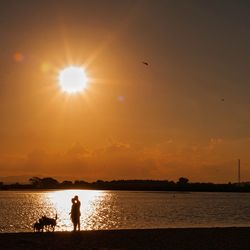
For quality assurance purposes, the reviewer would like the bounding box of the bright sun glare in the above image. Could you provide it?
[58,66,88,94]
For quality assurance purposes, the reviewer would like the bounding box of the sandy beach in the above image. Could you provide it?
[0,227,250,250]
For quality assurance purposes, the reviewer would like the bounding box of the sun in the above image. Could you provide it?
[58,66,88,94]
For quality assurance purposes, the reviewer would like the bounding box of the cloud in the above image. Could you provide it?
[1,137,250,182]
[102,139,131,152]
[207,138,223,151]
[66,142,90,159]
[67,142,89,155]
[0,154,26,174]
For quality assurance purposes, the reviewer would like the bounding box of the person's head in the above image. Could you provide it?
[71,198,75,204]
[74,195,79,201]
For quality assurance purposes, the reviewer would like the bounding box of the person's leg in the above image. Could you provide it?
[73,221,77,231]
[77,217,80,231]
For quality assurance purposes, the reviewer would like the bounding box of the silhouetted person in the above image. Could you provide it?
[70,195,81,231]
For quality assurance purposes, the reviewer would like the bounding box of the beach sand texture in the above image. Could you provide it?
[0,228,250,250]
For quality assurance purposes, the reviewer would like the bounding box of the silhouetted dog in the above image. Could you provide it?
[41,214,57,232]
[33,219,44,232]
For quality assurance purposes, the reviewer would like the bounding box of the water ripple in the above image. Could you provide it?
[1,190,250,232]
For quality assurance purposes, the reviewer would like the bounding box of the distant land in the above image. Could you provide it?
[0,175,75,184]
[1,176,250,192]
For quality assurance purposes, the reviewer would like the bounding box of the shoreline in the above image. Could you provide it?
[2,189,250,194]
[1,227,250,249]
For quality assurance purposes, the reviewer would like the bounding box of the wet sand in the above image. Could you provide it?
[0,227,250,250]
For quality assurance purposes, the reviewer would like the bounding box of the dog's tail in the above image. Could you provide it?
[55,213,58,220]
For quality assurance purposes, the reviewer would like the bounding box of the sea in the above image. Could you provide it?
[0,190,250,233]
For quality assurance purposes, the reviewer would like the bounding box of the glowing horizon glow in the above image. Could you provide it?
[58,66,88,94]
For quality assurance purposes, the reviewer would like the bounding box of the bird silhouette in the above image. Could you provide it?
[221,98,225,102]
[142,61,149,66]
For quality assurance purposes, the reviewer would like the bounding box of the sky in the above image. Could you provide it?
[0,0,249,183]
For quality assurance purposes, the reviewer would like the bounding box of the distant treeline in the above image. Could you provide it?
[1,177,250,192]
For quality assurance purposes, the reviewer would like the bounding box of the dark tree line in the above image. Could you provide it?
[29,177,59,188]
[1,176,250,192]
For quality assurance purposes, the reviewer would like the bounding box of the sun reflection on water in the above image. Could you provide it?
[45,190,109,231]
[2,191,250,232]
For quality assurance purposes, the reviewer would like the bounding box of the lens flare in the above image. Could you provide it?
[13,52,25,62]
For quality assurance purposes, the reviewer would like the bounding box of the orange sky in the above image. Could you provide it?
[0,1,250,183]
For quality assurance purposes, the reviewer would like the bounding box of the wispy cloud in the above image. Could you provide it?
[0,137,250,182]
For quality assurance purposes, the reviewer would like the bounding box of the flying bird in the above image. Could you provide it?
[142,61,149,66]
[221,98,225,102]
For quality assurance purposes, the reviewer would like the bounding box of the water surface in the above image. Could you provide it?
[0,190,250,232]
